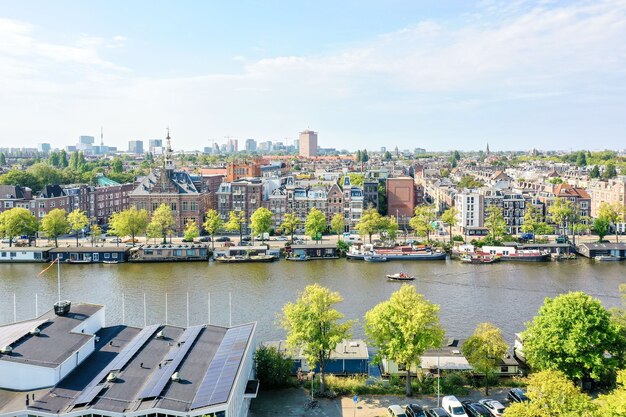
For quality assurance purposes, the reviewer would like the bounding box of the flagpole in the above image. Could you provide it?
[57,255,61,303]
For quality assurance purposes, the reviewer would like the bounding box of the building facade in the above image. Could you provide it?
[299,130,318,158]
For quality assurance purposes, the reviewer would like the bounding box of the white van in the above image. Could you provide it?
[343,233,361,243]
[442,396,468,417]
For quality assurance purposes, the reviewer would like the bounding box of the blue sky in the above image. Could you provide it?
[1,0,625,152]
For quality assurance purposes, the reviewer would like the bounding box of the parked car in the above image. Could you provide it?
[197,236,211,242]
[519,233,534,242]
[405,403,426,417]
[555,235,569,244]
[223,241,235,247]
[239,241,252,246]
[275,236,289,241]
[461,401,491,417]
[387,405,407,417]
[507,388,529,403]
[293,240,305,245]
[425,408,450,417]
[442,396,468,417]
[215,236,231,242]
[477,399,506,417]
[109,237,122,243]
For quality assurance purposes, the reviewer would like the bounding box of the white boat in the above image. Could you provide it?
[102,260,119,264]
[386,273,415,281]
[594,255,623,262]
[364,254,388,262]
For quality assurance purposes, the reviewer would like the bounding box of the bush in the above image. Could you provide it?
[452,235,465,242]
[254,345,293,389]
[337,240,349,257]
[440,372,470,396]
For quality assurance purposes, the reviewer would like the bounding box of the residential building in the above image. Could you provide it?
[455,190,482,235]
[226,159,262,182]
[128,140,144,154]
[216,178,263,233]
[0,185,33,214]
[363,179,379,210]
[386,177,416,227]
[38,143,51,153]
[588,178,626,233]
[94,183,134,226]
[299,130,318,158]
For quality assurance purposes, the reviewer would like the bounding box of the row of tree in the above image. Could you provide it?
[278,283,626,413]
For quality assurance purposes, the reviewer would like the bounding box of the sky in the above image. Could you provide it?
[1,0,626,152]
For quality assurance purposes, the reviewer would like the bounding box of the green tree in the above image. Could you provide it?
[109,207,149,246]
[224,210,246,241]
[594,369,626,416]
[410,205,437,241]
[379,215,399,242]
[485,205,507,243]
[67,209,89,247]
[383,151,392,161]
[40,208,70,247]
[59,150,68,168]
[28,162,63,187]
[202,209,223,249]
[548,197,579,242]
[280,284,352,394]
[330,213,345,239]
[598,202,624,243]
[254,345,294,389]
[589,165,600,179]
[0,152,6,166]
[521,205,552,242]
[183,219,200,241]
[305,207,327,243]
[364,285,444,396]
[112,158,123,174]
[503,370,596,417]
[457,175,484,189]
[280,213,299,242]
[355,207,382,243]
[604,162,618,179]
[0,208,38,247]
[441,207,459,244]
[576,151,587,167]
[0,170,40,191]
[522,292,626,383]
[148,204,175,244]
[462,323,508,395]
[250,207,272,242]
[593,217,610,241]
[89,224,102,247]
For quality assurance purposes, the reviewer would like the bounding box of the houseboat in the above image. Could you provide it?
[128,244,209,262]
[578,242,626,260]
[347,244,446,261]
[0,247,52,263]
[213,245,279,263]
[289,243,339,260]
[459,253,500,264]
[48,246,130,263]
[265,339,369,375]
[482,246,549,262]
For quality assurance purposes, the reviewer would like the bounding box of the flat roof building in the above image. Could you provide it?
[0,303,258,417]
[299,130,317,158]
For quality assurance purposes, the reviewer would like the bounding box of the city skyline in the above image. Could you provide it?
[2,0,626,151]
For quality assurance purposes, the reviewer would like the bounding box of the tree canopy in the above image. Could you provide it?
[441,207,459,243]
[485,205,507,243]
[148,204,175,244]
[409,205,436,241]
[202,209,223,248]
[330,213,345,238]
[522,291,625,382]
[224,210,246,240]
[365,284,444,396]
[305,207,327,243]
[462,323,508,394]
[109,207,148,245]
[250,207,273,241]
[40,208,70,247]
[0,208,38,246]
[67,209,89,247]
[280,284,352,394]
[280,213,299,241]
[355,207,382,242]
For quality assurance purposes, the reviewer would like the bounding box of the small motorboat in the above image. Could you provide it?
[287,254,310,261]
[364,254,388,262]
[460,253,500,264]
[386,272,415,281]
[102,260,119,264]
[594,255,623,262]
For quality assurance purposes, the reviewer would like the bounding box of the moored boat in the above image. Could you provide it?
[287,254,310,261]
[348,244,446,261]
[594,255,623,262]
[364,254,388,262]
[460,253,500,264]
[102,260,119,264]
[482,246,549,262]
[215,254,276,263]
[386,272,415,281]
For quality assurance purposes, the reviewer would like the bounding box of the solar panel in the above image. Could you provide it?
[73,324,160,406]
[190,323,254,409]
[138,325,204,399]
[0,318,49,349]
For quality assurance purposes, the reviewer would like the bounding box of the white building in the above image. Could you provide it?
[0,303,258,417]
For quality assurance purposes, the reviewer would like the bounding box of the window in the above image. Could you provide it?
[112,253,118,259]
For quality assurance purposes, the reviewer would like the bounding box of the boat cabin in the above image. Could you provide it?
[577,242,626,259]
[0,247,52,263]
[214,245,280,258]
[290,243,339,259]
[129,243,209,262]
[49,247,129,263]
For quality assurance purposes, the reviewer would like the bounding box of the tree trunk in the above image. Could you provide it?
[319,360,325,394]
[54,236,58,247]
[485,371,490,395]
[131,232,135,247]
[76,232,79,247]
[406,368,413,396]
[449,225,452,244]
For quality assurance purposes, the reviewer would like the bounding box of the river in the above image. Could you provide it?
[0,259,623,343]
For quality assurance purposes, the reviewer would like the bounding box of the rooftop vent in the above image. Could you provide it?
[156,330,165,339]
[107,371,118,382]
[171,372,181,382]
[54,300,71,316]
[0,345,13,354]
[29,327,41,336]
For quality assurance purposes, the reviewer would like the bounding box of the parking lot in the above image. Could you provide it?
[249,388,513,417]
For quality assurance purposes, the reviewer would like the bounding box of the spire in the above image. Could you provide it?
[165,128,174,172]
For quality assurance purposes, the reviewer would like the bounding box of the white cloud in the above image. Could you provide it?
[2,0,626,150]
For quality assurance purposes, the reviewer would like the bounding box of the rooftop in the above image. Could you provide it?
[0,304,102,368]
